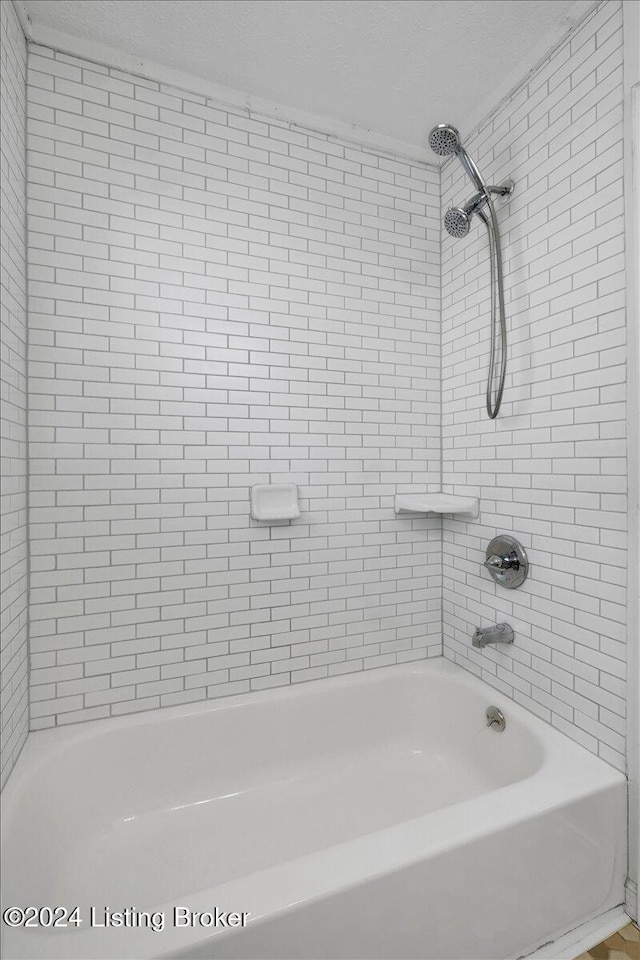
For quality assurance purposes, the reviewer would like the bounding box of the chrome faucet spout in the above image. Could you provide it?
[472,623,515,648]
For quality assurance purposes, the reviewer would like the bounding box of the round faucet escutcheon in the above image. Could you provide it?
[484,535,529,589]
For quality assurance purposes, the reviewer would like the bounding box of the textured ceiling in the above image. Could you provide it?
[22,0,587,151]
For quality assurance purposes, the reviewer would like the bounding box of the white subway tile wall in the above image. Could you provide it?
[8,0,629,774]
[25,45,442,727]
[1,0,29,788]
[441,0,627,769]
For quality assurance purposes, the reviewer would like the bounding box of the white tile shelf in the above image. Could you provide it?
[394,495,479,519]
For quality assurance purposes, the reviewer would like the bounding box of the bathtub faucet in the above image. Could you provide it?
[472,623,514,648]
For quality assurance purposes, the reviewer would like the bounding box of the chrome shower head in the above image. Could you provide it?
[444,207,472,238]
[428,121,487,195]
[428,123,461,157]
[444,192,487,238]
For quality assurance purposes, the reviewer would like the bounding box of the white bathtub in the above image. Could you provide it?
[1,659,626,960]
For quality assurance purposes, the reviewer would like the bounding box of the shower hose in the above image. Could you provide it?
[478,198,507,420]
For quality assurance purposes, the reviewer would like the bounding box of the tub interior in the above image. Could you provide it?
[4,666,544,912]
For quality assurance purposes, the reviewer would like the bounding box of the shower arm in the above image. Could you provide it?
[461,182,516,220]
[486,183,513,197]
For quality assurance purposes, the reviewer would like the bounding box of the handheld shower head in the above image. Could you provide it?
[428,121,487,195]
[428,123,461,157]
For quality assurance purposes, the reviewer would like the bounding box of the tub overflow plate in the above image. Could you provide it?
[486,706,506,732]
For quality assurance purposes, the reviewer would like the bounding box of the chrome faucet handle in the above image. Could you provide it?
[484,551,519,571]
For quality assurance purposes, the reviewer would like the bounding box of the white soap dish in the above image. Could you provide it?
[394,494,479,519]
[250,484,300,522]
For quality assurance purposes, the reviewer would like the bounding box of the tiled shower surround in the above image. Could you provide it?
[0,0,28,789]
[26,46,442,728]
[441,0,627,769]
[0,0,626,774]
